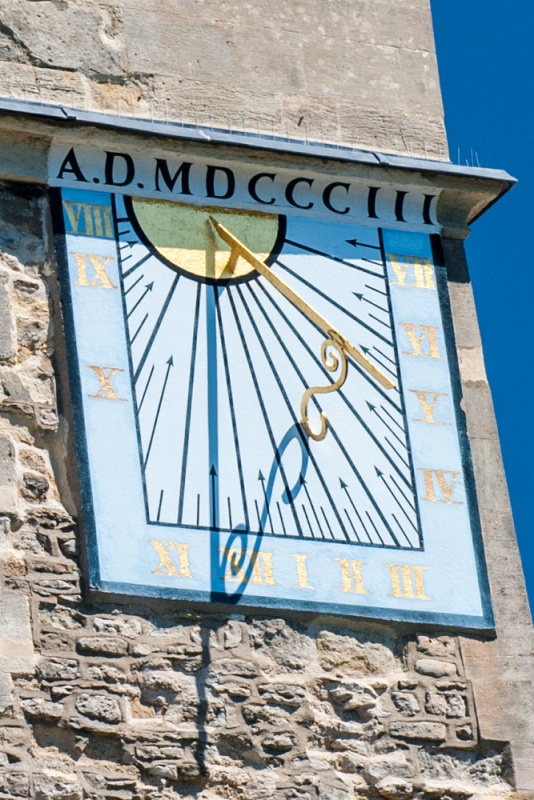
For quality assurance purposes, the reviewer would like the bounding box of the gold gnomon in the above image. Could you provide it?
[209,216,395,441]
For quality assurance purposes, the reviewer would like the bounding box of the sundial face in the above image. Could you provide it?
[50,142,493,628]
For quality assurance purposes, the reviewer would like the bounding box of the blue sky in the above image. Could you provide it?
[431,2,534,610]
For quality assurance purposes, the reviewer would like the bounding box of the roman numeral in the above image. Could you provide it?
[86,365,126,401]
[418,469,462,504]
[385,564,430,600]
[64,201,114,238]
[409,390,451,425]
[71,253,117,289]
[150,541,192,577]
[400,323,440,358]
[222,548,276,586]
[335,559,368,595]
[290,554,314,590]
[388,254,436,289]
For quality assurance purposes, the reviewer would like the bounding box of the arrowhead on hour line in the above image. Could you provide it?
[258,470,265,482]
[166,355,174,366]
[360,344,370,355]
[366,401,377,413]
[339,477,348,490]
[299,473,307,485]
[353,292,363,301]
[209,464,217,476]
[346,238,358,248]
[146,281,154,291]
[375,467,384,479]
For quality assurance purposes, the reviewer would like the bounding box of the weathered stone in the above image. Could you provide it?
[318,630,396,676]
[212,658,258,678]
[375,776,413,799]
[0,590,35,675]
[38,658,79,682]
[365,752,415,782]
[75,693,122,723]
[33,772,83,800]
[0,434,17,512]
[258,682,307,708]
[389,722,447,742]
[0,769,30,797]
[77,635,128,656]
[262,731,296,753]
[391,692,420,717]
[21,471,49,502]
[21,696,63,721]
[416,636,456,659]
[0,672,13,716]
[0,282,16,360]
[93,616,143,638]
[415,659,457,678]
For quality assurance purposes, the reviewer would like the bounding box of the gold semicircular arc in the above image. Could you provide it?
[130,197,281,282]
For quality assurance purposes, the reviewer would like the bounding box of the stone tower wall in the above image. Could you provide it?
[0,2,533,799]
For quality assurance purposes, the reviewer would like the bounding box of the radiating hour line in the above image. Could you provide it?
[226,286,305,539]
[143,355,174,468]
[390,473,416,511]
[137,364,155,412]
[134,274,180,383]
[124,273,144,295]
[215,287,250,532]
[321,508,335,538]
[255,279,400,415]
[127,282,154,319]
[385,437,410,469]
[339,478,372,544]
[276,258,392,346]
[366,511,387,545]
[177,283,202,524]
[276,502,287,536]
[369,313,390,330]
[284,238,383,277]
[376,469,418,533]
[392,513,416,547]
[239,284,348,542]
[366,283,388,297]
[255,281,409,486]
[123,252,152,280]
[131,313,148,345]
[374,345,396,366]
[157,489,164,522]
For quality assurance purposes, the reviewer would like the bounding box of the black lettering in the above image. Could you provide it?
[367,186,380,219]
[104,152,135,187]
[206,165,235,200]
[322,181,350,215]
[248,172,276,205]
[285,177,314,210]
[56,148,88,183]
[395,190,408,222]
[154,159,192,194]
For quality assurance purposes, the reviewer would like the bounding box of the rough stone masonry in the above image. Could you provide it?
[0,0,533,798]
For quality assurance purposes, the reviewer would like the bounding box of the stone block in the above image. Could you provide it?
[77,635,128,656]
[0,434,17,513]
[0,590,35,675]
[389,721,447,742]
[0,672,13,716]
[392,692,420,716]
[75,693,122,724]
[21,696,63,722]
[415,658,457,678]
[0,282,16,360]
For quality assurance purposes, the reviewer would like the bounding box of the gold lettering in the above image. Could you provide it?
[409,390,451,425]
[86,365,126,401]
[222,548,276,586]
[336,559,368,595]
[64,201,113,238]
[71,253,117,289]
[386,564,430,600]
[388,254,436,289]
[290,554,314,590]
[400,323,440,359]
[150,541,192,577]
[418,468,462,504]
